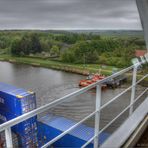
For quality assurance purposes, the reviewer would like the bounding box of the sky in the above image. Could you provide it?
[0,0,142,30]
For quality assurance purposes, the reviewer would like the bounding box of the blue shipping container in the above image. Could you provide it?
[0,83,38,147]
[38,115,110,147]
[0,82,36,115]
[0,108,37,136]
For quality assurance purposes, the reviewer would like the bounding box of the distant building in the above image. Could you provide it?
[135,50,147,57]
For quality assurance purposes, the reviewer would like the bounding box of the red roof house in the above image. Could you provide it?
[135,50,147,57]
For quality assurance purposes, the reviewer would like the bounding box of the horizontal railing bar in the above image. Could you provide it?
[99,88,148,135]
[134,88,148,103]
[0,65,135,132]
[100,87,132,111]
[100,74,148,111]
[100,104,133,135]
[136,74,148,84]
[81,135,96,148]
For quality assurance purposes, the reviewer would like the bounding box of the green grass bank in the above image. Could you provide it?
[0,54,147,86]
[0,54,115,76]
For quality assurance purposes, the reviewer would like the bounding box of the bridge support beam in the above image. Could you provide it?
[5,128,13,148]
[94,85,101,148]
[136,0,148,51]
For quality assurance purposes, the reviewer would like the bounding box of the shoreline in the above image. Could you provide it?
[0,55,147,86]
[0,57,91,76]
[0,55,113,76]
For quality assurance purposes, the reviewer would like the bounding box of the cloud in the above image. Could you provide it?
[0,0,142,30]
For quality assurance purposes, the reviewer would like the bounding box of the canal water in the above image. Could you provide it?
[0,61,146,133]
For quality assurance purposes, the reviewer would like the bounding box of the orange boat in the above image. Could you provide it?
[79,74,106,89]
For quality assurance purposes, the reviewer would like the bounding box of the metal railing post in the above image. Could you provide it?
[129,66,137,115]
[94,85,101,148]
[5,128,13,148]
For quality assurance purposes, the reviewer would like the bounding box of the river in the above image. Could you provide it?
[0,61,146,133]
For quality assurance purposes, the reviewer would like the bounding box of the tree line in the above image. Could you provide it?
[0,31,146,67]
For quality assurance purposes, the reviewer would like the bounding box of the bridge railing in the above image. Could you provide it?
[0,61,147,148]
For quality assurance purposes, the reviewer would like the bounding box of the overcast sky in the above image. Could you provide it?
[0,0,142,30]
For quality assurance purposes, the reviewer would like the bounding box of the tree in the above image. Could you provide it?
[85,50,99,63]
[40,39,51,52]
[61,49,76,63]
[50,45,60,57]
[0,40,5,49]
[11,39,22,56]
[30,33,42,53]
[20,35,32,55]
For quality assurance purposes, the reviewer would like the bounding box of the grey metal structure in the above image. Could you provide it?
[136,0,148,51]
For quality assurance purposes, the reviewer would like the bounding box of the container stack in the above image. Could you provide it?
[0,82,38,147]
